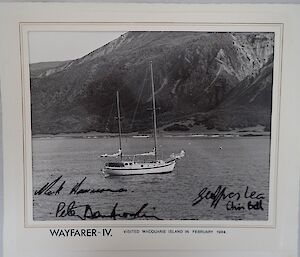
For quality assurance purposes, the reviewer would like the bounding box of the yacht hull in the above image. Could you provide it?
[103,160,176,176]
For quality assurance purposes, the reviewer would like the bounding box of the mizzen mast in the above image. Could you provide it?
[150,61,158,161]
[116,91,122,160]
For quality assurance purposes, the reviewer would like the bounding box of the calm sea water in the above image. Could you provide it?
[32,136,270,221]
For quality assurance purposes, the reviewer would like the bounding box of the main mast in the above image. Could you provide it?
[116,91,122,160]
[150,61,158,161]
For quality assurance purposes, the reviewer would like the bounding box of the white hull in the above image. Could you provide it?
[103,160,176,176]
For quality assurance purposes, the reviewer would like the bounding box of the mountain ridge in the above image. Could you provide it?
[30,31,274,135]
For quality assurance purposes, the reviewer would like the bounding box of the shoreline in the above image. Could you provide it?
[32,130,271,139]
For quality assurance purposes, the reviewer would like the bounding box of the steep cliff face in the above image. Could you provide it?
[202,58,274,131]
[30,31,274,134]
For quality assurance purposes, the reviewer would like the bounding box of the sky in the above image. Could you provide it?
[28,31,125,64]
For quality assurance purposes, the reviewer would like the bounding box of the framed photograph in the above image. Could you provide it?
[0,3,299,257]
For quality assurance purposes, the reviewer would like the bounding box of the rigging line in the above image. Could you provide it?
[105,101,114,131]
[130,68,149,130]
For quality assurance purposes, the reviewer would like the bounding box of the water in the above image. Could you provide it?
[32,136,270,221]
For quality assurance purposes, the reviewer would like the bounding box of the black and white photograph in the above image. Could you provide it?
[29,30,275,221]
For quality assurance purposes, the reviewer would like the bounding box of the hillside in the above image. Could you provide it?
[30,60,71,78]
[30,31,274,135]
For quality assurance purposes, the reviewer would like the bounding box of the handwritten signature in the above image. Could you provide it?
[56,201,161,220]
[192,185,265,211]
[34,176,127,196]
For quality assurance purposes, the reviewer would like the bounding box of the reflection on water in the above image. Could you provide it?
[32,136,270,221]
